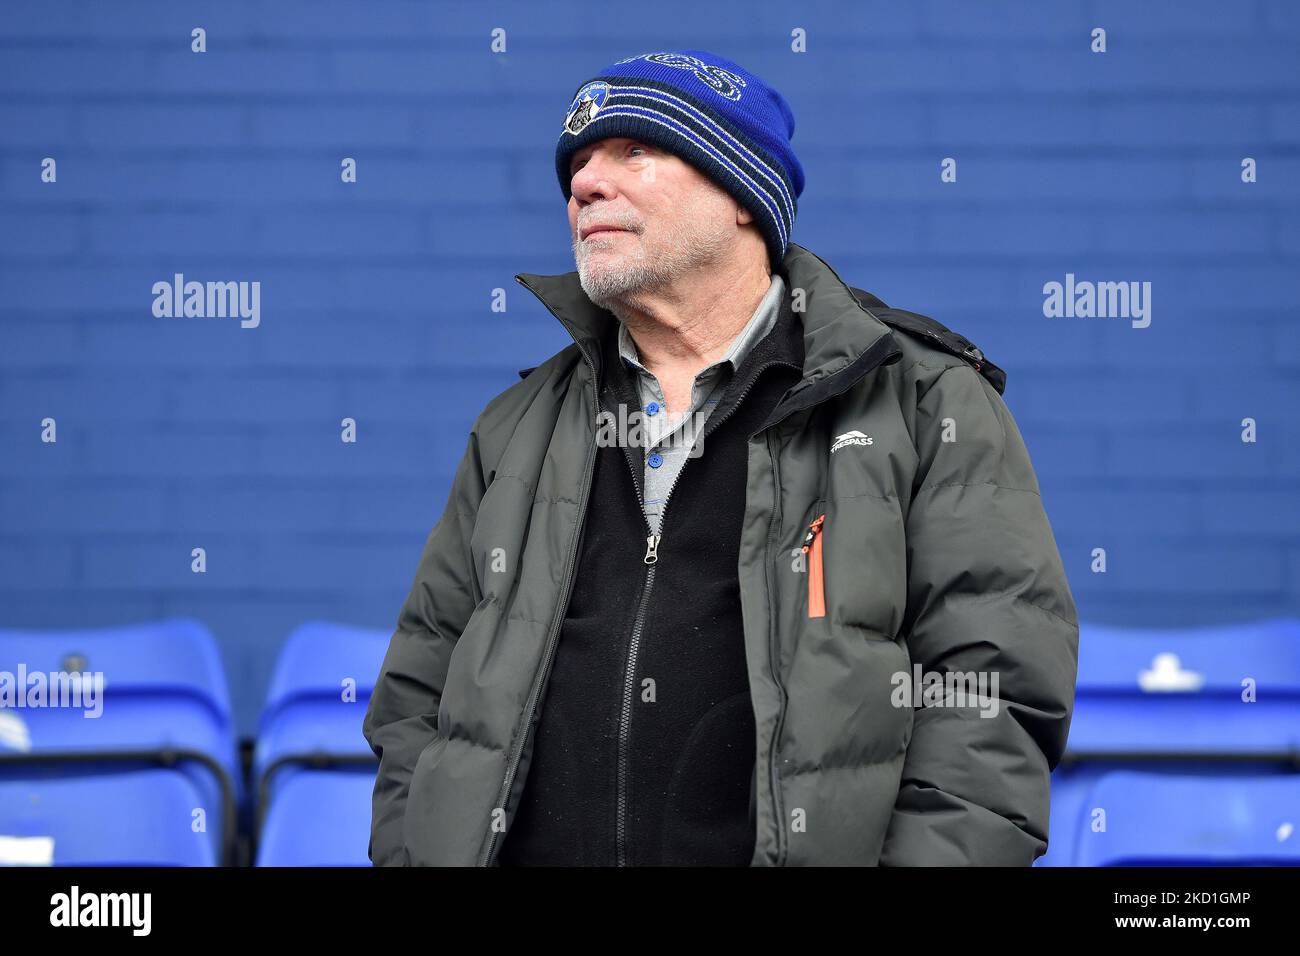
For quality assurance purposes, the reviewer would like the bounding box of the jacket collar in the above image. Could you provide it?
[514,241,902,397]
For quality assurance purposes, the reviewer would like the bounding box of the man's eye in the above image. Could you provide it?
[629,144,648,157]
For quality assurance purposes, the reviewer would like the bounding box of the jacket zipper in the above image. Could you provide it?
[752,336,901,868]
[479,290,602,867]
[760,429,788,865]
[801,513,826,618]
[613,359,800,866]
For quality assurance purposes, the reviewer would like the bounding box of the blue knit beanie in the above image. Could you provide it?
[555,50,804,268]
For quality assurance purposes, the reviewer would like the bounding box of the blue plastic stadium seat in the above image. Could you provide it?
[1074,771,1300,866]
[0,618,238,863]
[1036,619,1300,866]
[1067,618,1300,757]
[1038,761,1296,866]
[254,621,387,800]
[255,768,375,866]
[0,767,216,866]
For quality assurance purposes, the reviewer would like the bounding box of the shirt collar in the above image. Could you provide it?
[618,273,786,379]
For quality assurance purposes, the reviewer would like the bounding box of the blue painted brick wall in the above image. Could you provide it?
[1,0,1297,734]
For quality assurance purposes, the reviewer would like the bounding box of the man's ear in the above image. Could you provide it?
[736,205,754,225]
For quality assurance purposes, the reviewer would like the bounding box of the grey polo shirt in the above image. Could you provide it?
[617,272,786,538]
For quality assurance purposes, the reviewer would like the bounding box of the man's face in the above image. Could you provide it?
[566,137,749,305]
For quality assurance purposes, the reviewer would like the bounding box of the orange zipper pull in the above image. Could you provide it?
[801,514,826,618]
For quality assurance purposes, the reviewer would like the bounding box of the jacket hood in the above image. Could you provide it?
[514,242,900,395]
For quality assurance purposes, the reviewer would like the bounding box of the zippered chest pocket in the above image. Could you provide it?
[796,496,909,640]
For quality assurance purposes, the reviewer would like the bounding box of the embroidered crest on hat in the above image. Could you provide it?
[563,80,610,135]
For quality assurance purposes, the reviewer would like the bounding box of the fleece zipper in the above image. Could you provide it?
[612,452,667,868]
[612,357,801,866]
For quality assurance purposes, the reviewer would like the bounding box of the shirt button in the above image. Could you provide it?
[648,452,663,468]
[646,401,660,416]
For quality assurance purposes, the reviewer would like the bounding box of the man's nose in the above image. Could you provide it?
[570,151,619,204]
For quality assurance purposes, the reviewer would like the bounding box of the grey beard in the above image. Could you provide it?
[571,185,739,311]
[573,227,729,311]
[575,235,660,307]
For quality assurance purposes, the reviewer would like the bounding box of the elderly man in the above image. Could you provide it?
[363,50,1079,867]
